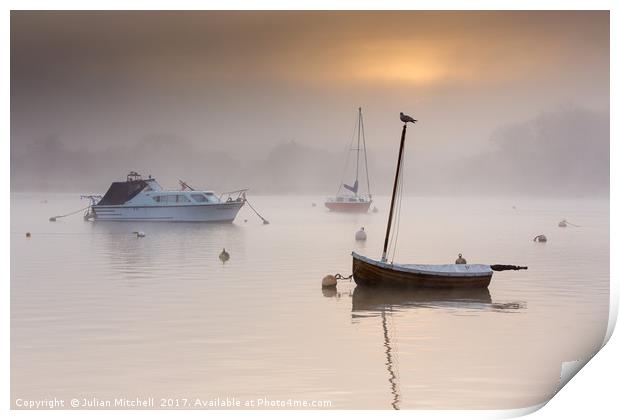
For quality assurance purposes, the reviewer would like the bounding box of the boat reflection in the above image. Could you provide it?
[347,286,525,409]
[351,286,525,315]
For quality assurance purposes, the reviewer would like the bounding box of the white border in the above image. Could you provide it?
[3,1,616,419]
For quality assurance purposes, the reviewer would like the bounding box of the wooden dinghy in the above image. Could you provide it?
[352,252,493,288]
[352,113,508,289]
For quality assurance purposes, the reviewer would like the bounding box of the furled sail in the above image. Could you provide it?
[343,180,359,193]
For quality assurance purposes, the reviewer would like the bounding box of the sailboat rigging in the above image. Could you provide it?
[325,107,372,213]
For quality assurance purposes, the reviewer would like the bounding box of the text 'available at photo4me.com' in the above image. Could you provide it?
[14,396,334,409]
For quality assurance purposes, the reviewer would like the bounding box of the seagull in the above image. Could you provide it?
[400,112,417,124]
[133,231,146,238]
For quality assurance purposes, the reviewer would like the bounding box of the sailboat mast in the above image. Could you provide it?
[382,123,407,262]
[355,107,361,196]
[360,108,371,198]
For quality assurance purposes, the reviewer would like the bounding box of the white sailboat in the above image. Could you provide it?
[325,107,373,213]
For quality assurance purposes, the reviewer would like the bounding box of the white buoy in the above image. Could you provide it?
[322,274,337,288]
[455,253,467,264]
[355,227,367,241]
[219,248,230,263]
[133,231,146,238]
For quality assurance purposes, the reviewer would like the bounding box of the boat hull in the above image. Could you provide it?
[325,201,371,213]
[352,252,492,289]
[92,201,244,222]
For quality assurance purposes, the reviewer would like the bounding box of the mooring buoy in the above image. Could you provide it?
[219,248,230,263]
[533,234,547,243]
[355,227,367,241]
[322,275,337,288]
[25,232,31,238]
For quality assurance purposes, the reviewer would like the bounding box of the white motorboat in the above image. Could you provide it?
[88,172,245,222]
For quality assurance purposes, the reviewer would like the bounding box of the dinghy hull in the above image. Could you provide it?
[352,252,493,289]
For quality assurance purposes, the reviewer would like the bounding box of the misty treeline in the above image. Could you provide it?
[11,108,609,196]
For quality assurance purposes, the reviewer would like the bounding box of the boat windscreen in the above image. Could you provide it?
[97,180,148,205]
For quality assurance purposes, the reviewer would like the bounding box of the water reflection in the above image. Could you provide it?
[347,286,526,410]
[352,286,492,314]
[381,309,400,410]
[350,286,525,315]
[89,221,246,282]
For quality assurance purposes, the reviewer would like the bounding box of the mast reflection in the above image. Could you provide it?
[349,286,525,409]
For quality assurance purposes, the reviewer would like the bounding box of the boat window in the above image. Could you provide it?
[152,194,191,203]
[191,194,208,203]
[204,193,218,203]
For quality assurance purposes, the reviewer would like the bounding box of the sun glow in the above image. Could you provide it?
[344,40,471,85]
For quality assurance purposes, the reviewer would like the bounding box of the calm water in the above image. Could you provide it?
[11,193,609,409]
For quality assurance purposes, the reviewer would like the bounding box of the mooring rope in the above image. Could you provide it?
[244,198,270,224]
[49,205,91,221]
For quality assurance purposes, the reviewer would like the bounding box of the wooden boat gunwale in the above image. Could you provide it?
[352,252,493,278]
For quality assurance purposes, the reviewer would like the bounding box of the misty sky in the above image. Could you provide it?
[10,11,609,194]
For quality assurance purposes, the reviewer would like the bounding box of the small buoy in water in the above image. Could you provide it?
[533,234,547,243]
[372,206,379,213]
[455,253,467,264]
[133,231,146,238]
[219,248,230,263]
[355,227,367,241]
[263,219,270,225]
[558,219,567,227]
[49,217,57,222]
[244,219,248,223]
[312,202,317,207]
[322,274,337,288]
[26,232,31,238]
[512,205,517,210]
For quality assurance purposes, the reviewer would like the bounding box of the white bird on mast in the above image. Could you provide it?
[400,112,417,124]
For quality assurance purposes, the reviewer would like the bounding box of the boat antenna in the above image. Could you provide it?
[360,107,372,199]
[382,114,415,262]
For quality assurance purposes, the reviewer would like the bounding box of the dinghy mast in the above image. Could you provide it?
[382,121,409,262]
